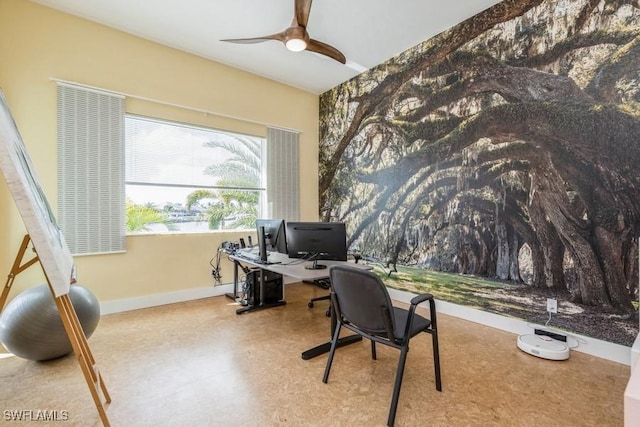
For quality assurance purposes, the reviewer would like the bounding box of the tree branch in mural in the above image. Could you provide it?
[319,0,640,327]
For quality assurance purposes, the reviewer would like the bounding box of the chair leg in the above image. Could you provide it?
[431,330,442,391]
[308,294,330,308]
[371,340,377,360]
[322,323,342,383]
[388,345,409,427]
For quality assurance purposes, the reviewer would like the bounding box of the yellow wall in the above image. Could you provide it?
[0,0,319,303]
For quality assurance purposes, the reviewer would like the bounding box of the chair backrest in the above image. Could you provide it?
[329,265,396,337]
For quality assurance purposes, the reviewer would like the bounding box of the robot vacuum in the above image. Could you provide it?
[517,334,570,361]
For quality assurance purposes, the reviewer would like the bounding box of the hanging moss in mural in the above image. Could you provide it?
[319,0,640,346]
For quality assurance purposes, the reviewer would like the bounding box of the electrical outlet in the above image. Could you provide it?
[546,298,558,313]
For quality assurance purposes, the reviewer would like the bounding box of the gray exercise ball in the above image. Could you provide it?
[0,284,100,361]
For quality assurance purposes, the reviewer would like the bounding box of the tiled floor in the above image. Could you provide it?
[0,282,630,426]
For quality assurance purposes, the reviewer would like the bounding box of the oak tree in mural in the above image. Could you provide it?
[319,0,640,332]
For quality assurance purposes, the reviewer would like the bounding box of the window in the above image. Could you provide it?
[125,115,265,234]
[58,83,300,247]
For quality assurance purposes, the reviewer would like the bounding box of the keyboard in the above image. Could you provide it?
[234,251,280,265]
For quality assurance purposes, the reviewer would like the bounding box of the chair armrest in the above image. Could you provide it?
[410,293,434,306]
[407,293,438,333]
[407,293,434,319]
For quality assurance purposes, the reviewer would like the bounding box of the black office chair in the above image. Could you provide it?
[307,254,365,313]
[306,279,331,317]
[323,265,442,427]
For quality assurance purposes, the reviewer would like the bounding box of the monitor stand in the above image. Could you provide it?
[305,258,327,270]
[258,225,268,263]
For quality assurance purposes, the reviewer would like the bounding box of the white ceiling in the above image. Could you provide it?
[32,0,501,94]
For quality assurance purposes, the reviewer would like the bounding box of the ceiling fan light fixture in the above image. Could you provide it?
[221,0,346,64]
[285,37,307,52]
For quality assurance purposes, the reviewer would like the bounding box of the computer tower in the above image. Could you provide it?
[246,268,283,306]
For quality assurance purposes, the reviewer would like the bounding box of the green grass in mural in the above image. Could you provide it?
[365,263,638,348]
[369,264,526,314]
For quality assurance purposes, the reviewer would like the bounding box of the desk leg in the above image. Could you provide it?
[236,300,286,315]
[225,259,242,301]
[301,299,362,360]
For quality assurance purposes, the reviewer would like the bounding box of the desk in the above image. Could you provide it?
[225,250,372,359]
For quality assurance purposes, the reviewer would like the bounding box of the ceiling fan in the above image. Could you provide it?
[221,0,346,64]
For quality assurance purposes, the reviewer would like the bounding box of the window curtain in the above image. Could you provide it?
[266,127,299,221]
[57,83,125,255]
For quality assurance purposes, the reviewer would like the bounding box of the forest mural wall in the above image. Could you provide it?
[319,0,640,347]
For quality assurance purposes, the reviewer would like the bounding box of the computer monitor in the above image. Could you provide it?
[255,219,287,262]
[285,222,348,270]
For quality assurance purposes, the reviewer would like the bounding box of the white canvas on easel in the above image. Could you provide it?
[0,90,73,297]
[0,88,111,426]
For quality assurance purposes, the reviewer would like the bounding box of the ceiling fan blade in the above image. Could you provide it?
[221,33,285,44]
[306,39,346,64]
[294,0,312,27]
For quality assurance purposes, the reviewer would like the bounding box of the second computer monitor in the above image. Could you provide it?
[286,222,347,269]
[255,219,287,258]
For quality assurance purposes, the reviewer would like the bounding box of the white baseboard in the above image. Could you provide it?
[99,283,234,315]
[387,287,632,366]
[631,333,640,371]
[98,277,300,314]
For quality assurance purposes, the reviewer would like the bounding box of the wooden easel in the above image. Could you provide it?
[1,235,111,426]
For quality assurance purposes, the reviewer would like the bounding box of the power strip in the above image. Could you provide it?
[534,328,567,342]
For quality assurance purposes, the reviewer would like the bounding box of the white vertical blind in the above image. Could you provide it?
[266,127,299,221]
[57,84,125,255]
